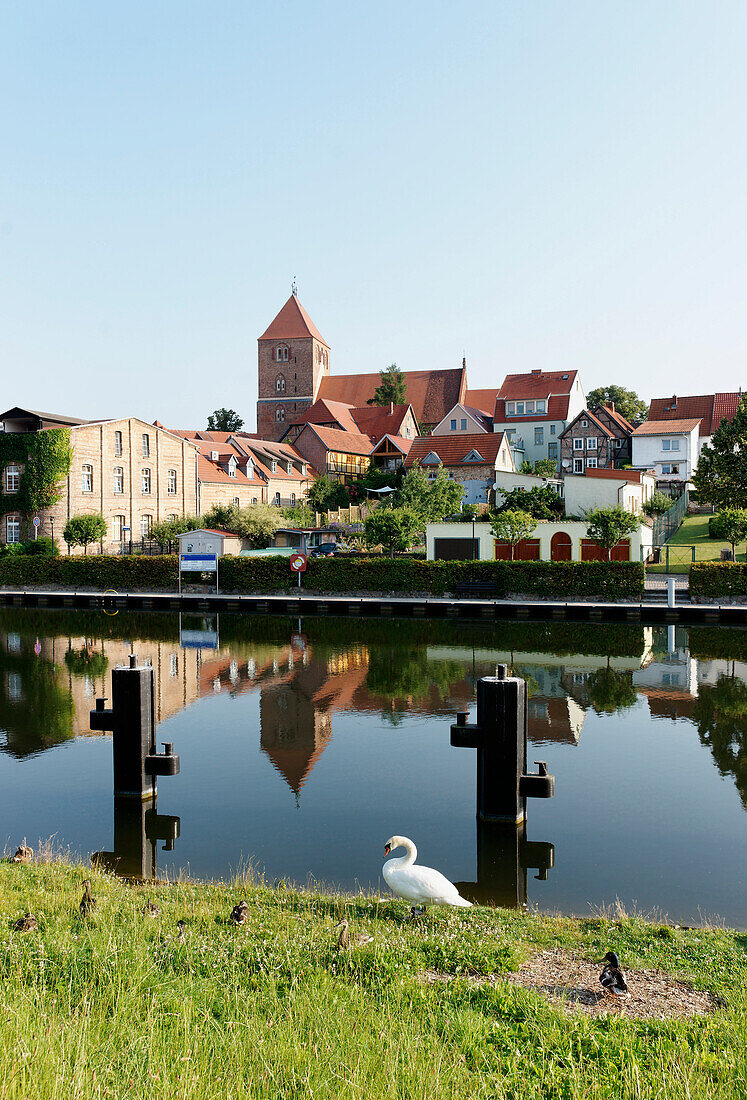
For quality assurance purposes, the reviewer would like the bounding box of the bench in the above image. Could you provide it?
[454,582,498,599]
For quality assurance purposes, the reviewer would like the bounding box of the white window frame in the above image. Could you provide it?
[276,375,286,393]
[167,469,177,493]
[233,497,240,507]
[581,419,588,428]
[536,400,546,414]
[276,346,289,362]
[573,458,584,474]
[82,464,93,493]
[516,401,524,415]
[113,467,124,494]
[113,515,124,541]
[275,408,285,423]
[286,461,293,474]
[141,468,151,494]
[271,461,278,473]
[573,437,584,451]
[6,515,20,543]
[142,433,150,458]
[587,437,597,450]
[506,402,516,416]
[140,515,152,538]
[290,493,296,506]
[670,439,680,451]
[114,430,123,456]
[5,465,20,493]
[526,401,535,414]
[662,439,671,451]
[274,492,280,506]
[586,456,598,468]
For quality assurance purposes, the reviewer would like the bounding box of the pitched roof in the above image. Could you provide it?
[647,392,743,437]
[318,366,466,426]
[632,418,702,436]
[597,404,635,433]
[0,406,91,427]
[289,398,359,434]
[561,409,613,438]
[464,388,500,415]
[494,370,578,423]
[349,403,412,440]
[258,294,329,346]
[405,432,510,468]
[300,423,374,456]
[370,434,413,456]
[584,467,652,483]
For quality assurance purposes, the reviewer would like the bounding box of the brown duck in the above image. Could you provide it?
[11,841,33,864]
[335,919,374,949]
[80,880,97,916]
[230,900,249,926]
[12,913,38,932]
[141,899,161,918]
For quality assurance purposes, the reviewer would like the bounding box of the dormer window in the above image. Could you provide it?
[247,461,254,479]
[211,450,219,461]
[286,461,293,474]
[421,451,441,465]
[301,463,308,475]
[228,457,237,478]
[276,346,289,362]
[271,460,278,473]
[536,400,546,414]
[463,449,484,463]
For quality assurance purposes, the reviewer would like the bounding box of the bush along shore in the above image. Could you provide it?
[1,859,746,1099]
[0,554,646,600]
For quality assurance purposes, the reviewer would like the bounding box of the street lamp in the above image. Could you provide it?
[49,516,54,548]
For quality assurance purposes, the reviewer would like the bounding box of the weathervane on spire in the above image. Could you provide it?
[291,276,298,296]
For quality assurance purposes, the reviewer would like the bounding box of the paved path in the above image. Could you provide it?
[644,573,689,592]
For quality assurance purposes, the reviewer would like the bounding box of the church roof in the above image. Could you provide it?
[318,366,466,426]
[258,293,329,346]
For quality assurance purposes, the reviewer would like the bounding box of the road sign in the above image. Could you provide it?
[290,553,307,573]
[33,516,40,528]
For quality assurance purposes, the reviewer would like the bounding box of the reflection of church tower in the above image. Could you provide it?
[260,684,332,797]
[257,291,331,441]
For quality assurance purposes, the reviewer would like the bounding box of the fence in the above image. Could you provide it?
[62,539,177,556]
[652,488,689,545]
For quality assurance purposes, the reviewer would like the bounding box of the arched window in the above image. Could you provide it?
[276,346,289,362]
[5,465,20,493]
[276,374,286,393]
[275,407,285,424]
[167,469,177,493]
[112,515,125,541]
[113,467,124,494]
[140,515,152,539]
[141,468,151,493]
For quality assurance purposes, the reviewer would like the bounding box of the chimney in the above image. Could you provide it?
[672,395,677,407]
[531,369,541,374]
[390,402,394,414]
[609,402,615,411]
[462,356,466,369]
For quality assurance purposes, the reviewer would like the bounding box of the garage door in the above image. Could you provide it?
[580,539,631,562]
[433,537,480,561]
[494,539,541,561]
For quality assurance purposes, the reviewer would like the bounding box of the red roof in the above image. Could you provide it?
[289,399,359,434]
[370,434,413,456]
[258,294,329,346]
[597,404,635,433]
[632,418,702,436]
[464,388,499,415]
[494,370,577,423]
[647,392,743,437]
[405,432,511,468]
[301,424,374,456]
[318,366,466,426]
[349,403,411,439]
[585,467,651,483]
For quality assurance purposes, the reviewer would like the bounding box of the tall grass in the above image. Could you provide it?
[0,858,746,1099]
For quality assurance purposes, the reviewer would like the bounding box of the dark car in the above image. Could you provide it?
[310,542,337,557]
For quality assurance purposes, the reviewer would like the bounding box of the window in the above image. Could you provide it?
[247,461,254,479]
[586,456,598,468]
[525,401,535,415]
[460,418,467,430]
[168,514,178,522]
[506,402,516,416]
[5,465,20,493]
[252,497,258,505]
[550,423,555,435]
[274,492,280,506]
[82,464,93,493]
[573,458,584,474]
[141,468,151,493]
[7,633,20,653]
[113,467,124,494]
[271,460,278,473]
[548,442,558,459]
[7,672,22,700]
[615,438,622,448]
[276,375,286,393]
[661,464,680,475]
[534,427,544,445]
[516,401,524,415]
[114,431,123,456]
[286,461,293,474]
[536,400,546,414]
[276,346,289,362]
[290,493,296,506]
[140,515,152,539]
[450,419,457,430]
[6,516,20,543]
[587,437,597,450]
[233,497,239,507]
[142,434,150,457]
[113,515,124,541]
[301,463,308,475]
[671,440,680,451]
[275,407,285,423]
[573,437,584,451]
[228,461,236,478]
[662,439,670,451]
[167,469,177,493]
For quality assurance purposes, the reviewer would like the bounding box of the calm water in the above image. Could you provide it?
[1,608,746,926]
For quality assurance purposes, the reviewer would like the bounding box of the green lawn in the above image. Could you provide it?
[1,860,747,1098]
[648,514,747,573]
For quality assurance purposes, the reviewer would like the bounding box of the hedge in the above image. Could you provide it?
[690,562,747,600]
[0,553,645,599]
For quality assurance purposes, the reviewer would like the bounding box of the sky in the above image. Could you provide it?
[1,1,745,430]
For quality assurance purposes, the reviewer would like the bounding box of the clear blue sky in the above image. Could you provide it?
[2,2,745,429]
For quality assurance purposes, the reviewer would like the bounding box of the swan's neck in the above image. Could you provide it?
[393,839,417,867]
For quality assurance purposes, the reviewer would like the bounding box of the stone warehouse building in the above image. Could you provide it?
[0,408,198,550]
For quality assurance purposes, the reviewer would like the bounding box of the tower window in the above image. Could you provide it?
[275,408,285,424]
[276,346,289,362]
[276,374,286,393]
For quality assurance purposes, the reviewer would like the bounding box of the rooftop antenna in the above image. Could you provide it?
[291,276,298,296]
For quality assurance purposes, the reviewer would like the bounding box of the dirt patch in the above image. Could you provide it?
[420,948,723,1020]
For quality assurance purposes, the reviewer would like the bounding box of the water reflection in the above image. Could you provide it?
[0,611,745,922]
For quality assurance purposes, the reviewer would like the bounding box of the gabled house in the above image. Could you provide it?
[280,398,417,475]
[431,402,493,436]
[290,423,373,483]
[405,433,515,506]
[631,419,701,493]
[559,405,635,474]
[492,370,586,466]
[647,392,743,452]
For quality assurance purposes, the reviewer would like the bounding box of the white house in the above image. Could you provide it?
[426,520,652,563]
[631,418,701,494]
[562,469,656,515]
[492,370,586,466]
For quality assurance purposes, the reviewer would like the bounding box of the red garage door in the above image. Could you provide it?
[494,539,541,561]
[551,532,572,561]
[581,539,631,562]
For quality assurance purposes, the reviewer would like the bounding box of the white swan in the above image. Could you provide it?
[382,835,472,918]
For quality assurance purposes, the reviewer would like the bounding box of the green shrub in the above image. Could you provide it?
[21,536,58,556]
[690,562,747,600]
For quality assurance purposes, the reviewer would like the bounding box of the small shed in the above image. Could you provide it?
[177,528,244,557]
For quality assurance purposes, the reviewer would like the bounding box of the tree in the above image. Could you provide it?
[63,514,107,554]
[201,503,283,549]
[693,397,747,509]
[584,506,640,560]
[367,364,407,406]
[307,474,351,513]
[396,462,464,523]
[150,515,199,548]
[713,509,747,561]
[489,509,535,561]
[283,502,315,527]
[207,408,244,432]
[693,673,747,809]
[497,485,563,519]
[642,491,674,517]
[363,507,420,557]
[587,667,637,714]
[586,385,648,426]
[533,458,558,477]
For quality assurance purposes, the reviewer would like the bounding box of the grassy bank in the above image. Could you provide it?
[1,861,746,1098]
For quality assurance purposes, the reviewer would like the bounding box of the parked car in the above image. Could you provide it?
[310,543,337,557]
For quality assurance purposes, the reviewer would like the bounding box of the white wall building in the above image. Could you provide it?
[492,370,586,466]
[631,418,701,492]
[426,520,653,562]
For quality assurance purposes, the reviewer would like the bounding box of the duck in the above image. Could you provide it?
[11,841,33,864]
[230,900,249,926]
[382,836,472,920]
[599,951,628,996]
[12,913,38,933]
[334,918,374,949]
[176,919,186,946]
[79,880,96,917]
[141,899,161,918]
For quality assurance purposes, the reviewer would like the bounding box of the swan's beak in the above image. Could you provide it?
[384,844,391,856]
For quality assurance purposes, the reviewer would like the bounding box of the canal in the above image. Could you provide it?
[1,608,745,927]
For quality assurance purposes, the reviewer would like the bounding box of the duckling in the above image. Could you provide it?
[334,918,374,949]
[176,919,186,946]
[11,840,33,864]
[141,899,161,918]
[12,913,38,933]
[599,951,628,996]
[230,900,249,926]
[79,880,97,917]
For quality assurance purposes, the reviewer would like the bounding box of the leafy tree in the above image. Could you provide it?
[693,673,747,808]
[712,508,747,561]
[533,458,558,477]
[63,514,107,554]
[586,385,648,425]
[207,408,244,432]
[497,485,563,519]
[307,474,351,513]
[693,398,747,508]
[584,506,640,560]
[642,491,674,517]
[283,502,315,527]
[367,364,407,406]
[201,503,283,548]
[427,465,465,520]
[587,667,637,714]
[150,515,199,548]
[489,509,535,560]
[200,503,238,531]
[396,463,464,523]
[519,460,533,474]
[363,507,420,557]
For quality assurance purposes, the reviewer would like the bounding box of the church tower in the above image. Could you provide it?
[257,291,331,441]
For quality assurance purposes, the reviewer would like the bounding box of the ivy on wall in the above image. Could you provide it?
[0,430,72,536]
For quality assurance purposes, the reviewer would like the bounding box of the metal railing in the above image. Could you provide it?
[652,488,689,545]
